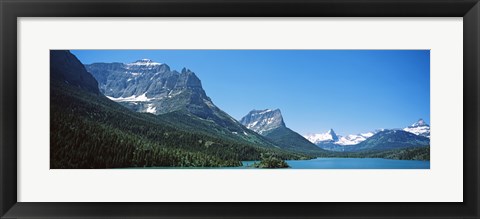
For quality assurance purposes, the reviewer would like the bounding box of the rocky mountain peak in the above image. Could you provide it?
[181,67,192,74]
[239,109,286,134]
[327,129,339,141]
[85,60,211,116]
[176,69,202,88]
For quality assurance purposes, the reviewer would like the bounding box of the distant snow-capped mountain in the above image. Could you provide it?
[403,119,430,138]
[352,129,430,151]
[304,129,339,144]
[304,118,429,151]
[305,129,377,146]
[336,132,376,145]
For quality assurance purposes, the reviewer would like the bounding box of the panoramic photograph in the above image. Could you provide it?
[50,50,430,169]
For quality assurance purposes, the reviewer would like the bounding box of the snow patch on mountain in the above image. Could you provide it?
[107,92,152,102]
[126,59,162,67]
[145,104,157,114]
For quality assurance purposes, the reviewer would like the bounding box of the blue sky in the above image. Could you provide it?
[71,50,430,136]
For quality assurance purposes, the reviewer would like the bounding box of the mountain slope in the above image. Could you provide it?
[352,130,430,151]
[240,109,325,153]
[264,126,327,153]
[50,50,99,94]
[154,110,283,150]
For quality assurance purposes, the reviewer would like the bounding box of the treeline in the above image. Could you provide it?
[325,147,430,161]
[50,82,304,168]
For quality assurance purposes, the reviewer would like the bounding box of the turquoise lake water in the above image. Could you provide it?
[241,158,430,169]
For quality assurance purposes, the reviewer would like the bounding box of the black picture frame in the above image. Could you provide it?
[1,0,479,218]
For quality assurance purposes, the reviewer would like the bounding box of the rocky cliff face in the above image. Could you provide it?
[86,60,212,115]
[85,59,258,133]
[88,59,204,98]
[239,109,286,134]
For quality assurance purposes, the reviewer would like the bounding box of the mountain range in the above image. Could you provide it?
[353,129,429,151]
[50,51,429,168]
[50,51,313,168]
[85,59,291,152]
[304,119,430,151]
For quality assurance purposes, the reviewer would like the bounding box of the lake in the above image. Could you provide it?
[241,158,430,169]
